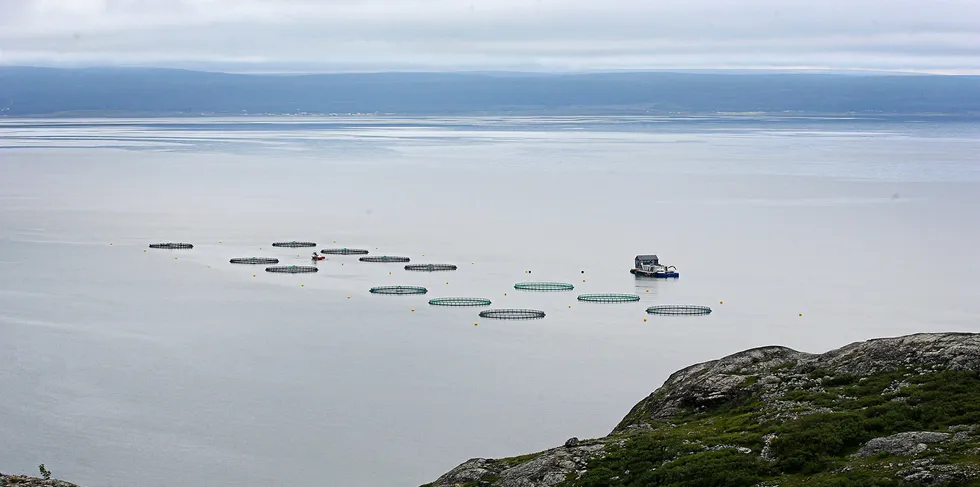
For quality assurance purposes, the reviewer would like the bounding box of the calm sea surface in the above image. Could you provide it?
[2,116,979,487]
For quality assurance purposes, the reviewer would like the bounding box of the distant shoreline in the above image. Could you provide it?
[3,67,979,118]
[3,112,980,119]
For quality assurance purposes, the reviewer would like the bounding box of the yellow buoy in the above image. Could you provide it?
[643,318,648,322]
[471,262,475,265]
[799,313,803,317]
[645,289,649,293]
[333,240,337,243]
[445,282,449,285]
[568,305,571,308]
[218,241,222,244]
[252,274,256,277]
[143,249,147,252]
[474,322,478,326]
[720,300,724,304]
[411,308,415,312]
[582,279,586,283]
[301,284,304,287]
[207,265,211,268]
[347,296,351,299]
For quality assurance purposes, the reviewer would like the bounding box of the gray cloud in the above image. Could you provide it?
[0,0,977,73]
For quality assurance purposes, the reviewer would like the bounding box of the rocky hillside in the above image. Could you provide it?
[424,333,980,487]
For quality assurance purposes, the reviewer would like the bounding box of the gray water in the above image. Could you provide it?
[1,116,979,487]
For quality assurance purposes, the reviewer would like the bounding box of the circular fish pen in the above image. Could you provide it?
[405,264,458,272]
[577,293,641,303]
[359,256,411,263]
[230,257,279,265]
[428,297,492,307]
[149,243,193,250]
[369,286,428,295]
[478,309,546,320]
[272,241,317,248]
[646,305,713,315]
[514,282,575,292]
[265,265,319,274]
[321,248,369,255]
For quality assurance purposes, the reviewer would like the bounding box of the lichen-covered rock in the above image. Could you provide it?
[616,346,805,428]
[427,443,606,487]
[854,431,951,457]
[496,444,604,487]
[0,473,79,487]
[429,458,501,486]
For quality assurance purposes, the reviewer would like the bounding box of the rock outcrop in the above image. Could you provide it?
[854,431,951,457]
[617,332,980,432]
[0,473,78,487]
[424,332,980,487]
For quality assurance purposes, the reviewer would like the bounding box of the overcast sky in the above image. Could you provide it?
[0,0,978,73]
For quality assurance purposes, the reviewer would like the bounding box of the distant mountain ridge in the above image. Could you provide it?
[1,67,979,117]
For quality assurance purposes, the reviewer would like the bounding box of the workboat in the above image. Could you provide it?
[630,254,679,278]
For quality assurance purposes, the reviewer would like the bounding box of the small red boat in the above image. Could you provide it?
[311,255,325,261]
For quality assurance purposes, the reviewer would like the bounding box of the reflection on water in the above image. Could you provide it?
[1,117,979,487]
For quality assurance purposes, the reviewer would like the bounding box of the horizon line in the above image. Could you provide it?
[2,64,979,76]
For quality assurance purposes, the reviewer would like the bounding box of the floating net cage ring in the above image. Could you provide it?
[265,265,319,274]
[321,248,370,255]
[428,297,492,307]
[479,309,547,320]
[405,264,458,272]
[230,257,280,265]
[514,282,575,292]
[359,256,411,263]
[370,286,429,295]
[149,243,194,249]
[272,241,317,248]
[646,305,713,315]
[577,293,642,303]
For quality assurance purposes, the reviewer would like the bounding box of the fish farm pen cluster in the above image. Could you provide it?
[147,242,714,321]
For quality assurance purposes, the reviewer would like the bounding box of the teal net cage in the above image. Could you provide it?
[428,297,492,307]
[479,309,546,320]
[360,256,411,263]
[149,243,193,249]
[514,282,575,292]
[646,305,713,315]
[272,241,317,248]
[321,248,369,255]
[577,293,641,303]
[230,257,280,265]
[405,264,458,272]
[265,265,319,274]
[370,286,428,295]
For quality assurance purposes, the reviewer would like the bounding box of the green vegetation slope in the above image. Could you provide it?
[425,333,980,487]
